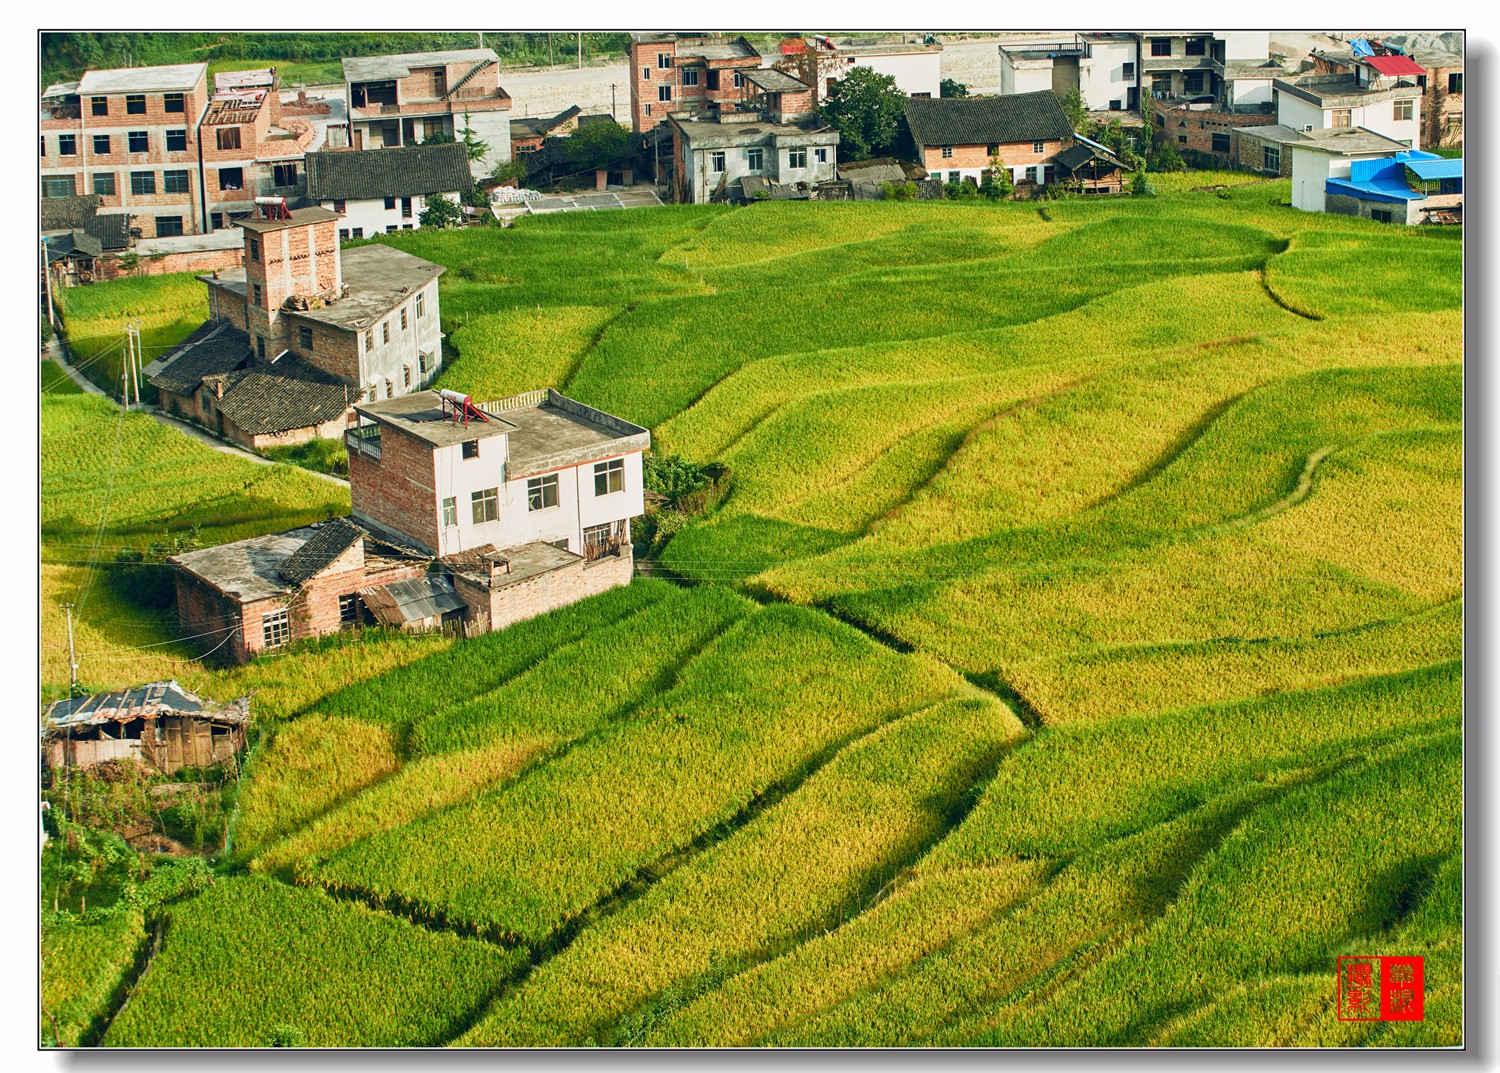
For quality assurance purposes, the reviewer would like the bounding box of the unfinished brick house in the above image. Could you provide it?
[904,92,1075,189]
[146,201,445,448]
[172,388,651,662]
[629,34,763,133]
[200,68,321,232]
[41,62,209,238]
[343,49,512,176]
[43,681,249,775]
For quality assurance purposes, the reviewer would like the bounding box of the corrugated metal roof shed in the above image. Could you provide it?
[360,574,466,625]
[43,681,249,732]
[1404,156,1463,181]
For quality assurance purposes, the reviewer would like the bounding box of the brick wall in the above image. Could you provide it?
[350,429,440,553]
[207,281,250,331]
[174,572,252,664]
[94,243,244,282]
[1233,128,1293,176]
[485,548,633,631]
[1152,99,1276,163]
[288,314,360,383]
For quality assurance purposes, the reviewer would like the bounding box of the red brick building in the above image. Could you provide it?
[904,92,1075,189]
[41,63,209,238]
[628,34,763,133]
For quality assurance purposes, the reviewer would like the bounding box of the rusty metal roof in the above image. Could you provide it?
[360,574,466,625]
[43,681,249,733]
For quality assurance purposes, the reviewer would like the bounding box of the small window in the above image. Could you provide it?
[941,145,953,159]
[419,351,431,374]
[273,162,298,186]
[1371,208,1394,224]
[711,150,726,173]
[1153,75,1172,97]
[1330,108,1352,128]
[212,212,224,230]
[985,143,999,156]
[682,67,699,87]
[658,84,672,102]
[93,173,116,196]
[364,329,374,349]
[385,378,394,398]
[1211,132,1231,152]
[164,92,185,113]
[252,283,262,305]
[1032,140,1045,154]
[401,196,413,218]
[815,147,828,163]
[472,487,500,523]
[130,171,156,195]
[39,136,44,158]
[256,337,266,360]
[340,228,350,241]
[166,128,187,152]
[400,309,408,330]
[383,321,391,345]
[416,292,425,318]
[155,216,184,237]
[93,134,111,155]
[1177,134,1187,144]
[216,127,242,151]
[126,93,146,114]
[57,134,76,156]
[1123,61,1135,78]
[746,147,764,170]
[645,104,652,117]
[594,458,624,496]
[442,496,458,527]
[218,166,244,191]
[334,199,347,214]
[163,169,190,194]
[1185,37,1207,56]
[1184,71,1204,94]
[1263,146,1280,173]
[249,237,260,262]
[947,171,960,183]
[658,52,672,69]
[350,227,363,239]
[1447,73,1463,95]
[298,326,313,348]
[583,522,614,550]
[788,147,807,168]
[403,365,412,389]
[1393,99,1414,121]
[1150,38,1171,57]
[462,439,479,459]
[733,71,746,88]
[42,177,76,198]
[384,196,396,209]
[527,474,559,511]
[128,130,149,153]
[642,66,651,80]
[262,609,290,647]
[1025,166,1038,183]
[91,96,108,116]
[387,225,398,233]
[339,593,360,627]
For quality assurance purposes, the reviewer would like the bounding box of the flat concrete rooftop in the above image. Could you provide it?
[354,391,518,446]
[170,527,318,603]
[78,63,206,94]
[344,49,497,83]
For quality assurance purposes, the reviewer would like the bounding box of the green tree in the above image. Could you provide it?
[817,67,906,161]
[457,113,488,163]
[417,193,461,229]
[985,154,1015,199]
[562,121,634,173]
[1058,87,1088,131]
[1148,138,1187,172]
[116,250,141,276]
[939,78,969,98]
[422,129,456,144]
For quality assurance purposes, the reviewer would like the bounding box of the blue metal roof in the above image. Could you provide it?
[1404,157,1463,181]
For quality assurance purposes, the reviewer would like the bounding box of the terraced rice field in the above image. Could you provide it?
[48,182,1461,1047]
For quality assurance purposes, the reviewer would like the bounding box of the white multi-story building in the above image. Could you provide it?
[305,142,473,240]
[1274,51,1425,147]
[1000,34,1141,112]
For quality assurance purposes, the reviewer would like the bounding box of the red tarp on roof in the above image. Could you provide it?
[780,38,807,54]
[1364,54,1427,76]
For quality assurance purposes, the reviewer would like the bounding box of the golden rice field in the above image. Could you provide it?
[42,180,1462,1047]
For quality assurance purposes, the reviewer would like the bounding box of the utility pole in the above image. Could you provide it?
[578,32,583,69]
[40,240,55,337]
[131,317,143,406]
[62,604,78,692]
[549,33,554,66]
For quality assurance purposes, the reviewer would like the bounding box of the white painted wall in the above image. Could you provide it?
[1278,90,1422,147]
[1277,92,1324,132]
[929,163,1057,186]
[1230,78,1274,108]
[1000,54,1053,97]
[1290,147,1333,211]
[685,141,836,203]
[319,195,458,238]
[1079,40,1137,110]
[1220,32,1270,62]
[462,109,513,174]
[842,51,942,98]
[433,440,645,557]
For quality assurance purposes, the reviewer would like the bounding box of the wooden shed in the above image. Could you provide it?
[42,681,249,775]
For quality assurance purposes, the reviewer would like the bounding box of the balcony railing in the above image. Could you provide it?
[345,423,381,459]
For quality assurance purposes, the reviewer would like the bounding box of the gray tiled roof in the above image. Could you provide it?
[904,91,1073,147]
[148,323,252,394]
[214,354,352,435]
[305,143,473,202]
[277,517,366,584]
[41,194,102,232]
[86,213,133,251]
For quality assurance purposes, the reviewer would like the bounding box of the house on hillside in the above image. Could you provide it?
[1141,31,1287,167]
[146,201,445,448]
[1322,149,1462,225]
[171,388,650,662]
[903,91,1074,189]
[43,681,249,774]
[305,142,473,237]
[669,70,839,204]
[342,49,512,175]
[200,68,326,232]
[1273,50,1423,148]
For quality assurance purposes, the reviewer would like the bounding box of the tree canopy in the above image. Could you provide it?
[817,68,907,162]
[561,121,635,173]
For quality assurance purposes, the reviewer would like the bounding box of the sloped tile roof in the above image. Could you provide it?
[305,142,473,202]
[41,194,102,232]
[147,323,252,394]
[215,353,352,435]
[277,517,366,584]
[904,91,1073,148]
[85,213,133,251]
